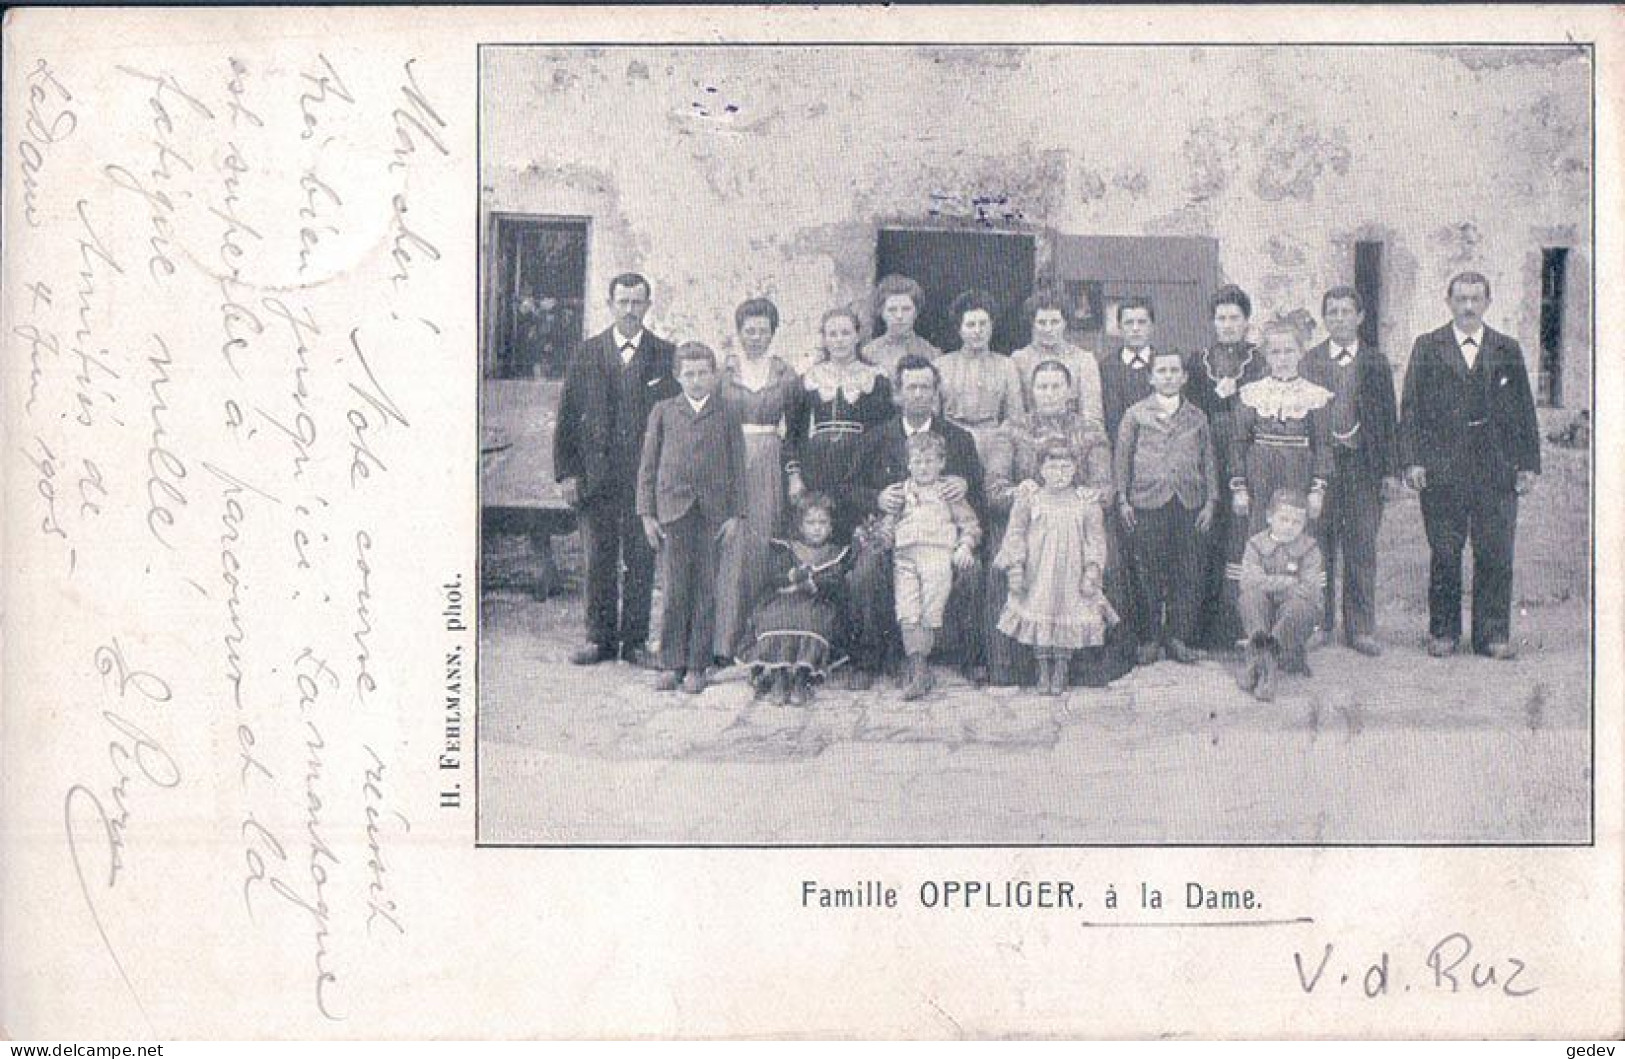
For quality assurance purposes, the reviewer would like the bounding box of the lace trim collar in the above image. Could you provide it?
[1202,343,1257,384]
[1239,375,1334,420]
[804,358,883,403]
[769,539,849,571]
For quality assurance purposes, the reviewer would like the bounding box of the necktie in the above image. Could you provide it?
[620,339,636,363]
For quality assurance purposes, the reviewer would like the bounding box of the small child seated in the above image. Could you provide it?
[993,439,1119,696]
[736,493,851,706]
[888,431,980,701]
[1237,488,1326,701]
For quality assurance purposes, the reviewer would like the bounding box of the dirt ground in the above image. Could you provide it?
[477,442,1591,845]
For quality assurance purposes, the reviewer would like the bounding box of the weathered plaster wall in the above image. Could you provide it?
[482,45,1590,394]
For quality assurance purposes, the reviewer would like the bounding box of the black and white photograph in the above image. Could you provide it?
[475,42,1593,847]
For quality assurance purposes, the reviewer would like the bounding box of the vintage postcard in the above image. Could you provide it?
[2,4,1620,1040]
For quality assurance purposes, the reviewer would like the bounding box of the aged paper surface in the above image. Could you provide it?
[2,4,1621,1039]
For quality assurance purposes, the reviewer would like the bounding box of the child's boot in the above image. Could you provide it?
[773,669,793,706]
[1033,656,1052,694]
[1050,652,1071,696]
[788,669,811,707]
[1253,637,1279,702]
[1238,633,1265,692]
[901,654,930,701]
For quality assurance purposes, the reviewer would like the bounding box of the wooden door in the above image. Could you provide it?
[1047,235,1223,358]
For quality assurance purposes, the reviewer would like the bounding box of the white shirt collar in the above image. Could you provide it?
[1452,325,1484,348]
[902,415,933,436]
[1152,392,1181,415]
[685,393,710,414]
[1329,339,1358,361]
[614,328,645,360]
[1122,345,1152,368]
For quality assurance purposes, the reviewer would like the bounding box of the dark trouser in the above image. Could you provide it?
[1196,492,1243,649]
[1240,587,1320,652]
[658,506,723,673]
[1319,449,1383,641]
[581,491,655,651]
[1419,476,1519,652]
[1112,508,1146,651]
[848,544,980,674]
[1129,500,1203,648]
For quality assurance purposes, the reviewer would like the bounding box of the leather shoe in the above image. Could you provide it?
[1166,639,1201,665]
[1136,644,1162,667]
[1483,641,1518,661]
[571,643,618,666]
[620,643,656,669]
[682,669,708,694]
[1426,637,1457,658]
[1350,635,1382,657]
[654,670,681,692]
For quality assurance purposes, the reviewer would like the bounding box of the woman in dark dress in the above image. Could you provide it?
[984,359,1136,687]
[1184,284,1266,653]
[785,306,894,544]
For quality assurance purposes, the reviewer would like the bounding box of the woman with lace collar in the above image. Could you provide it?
[713,297,804,661]
[785,306,893,545]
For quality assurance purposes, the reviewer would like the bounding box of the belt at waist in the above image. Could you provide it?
[1255,433,1310,448]
[809,420,864,437]
[741,423,781,437]
[950,416,1000,430]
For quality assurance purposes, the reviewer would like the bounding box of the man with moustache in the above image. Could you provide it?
[1399,271,1540,660]
[847,354,986,689]
[554,272,679,668]
[1300,285,1400,656]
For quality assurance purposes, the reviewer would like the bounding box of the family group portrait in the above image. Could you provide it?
[476,43,1592,845]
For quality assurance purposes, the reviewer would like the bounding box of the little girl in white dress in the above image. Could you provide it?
[994,439,1119,695]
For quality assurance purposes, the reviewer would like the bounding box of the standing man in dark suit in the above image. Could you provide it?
[1300,285,1400,656]
[1400,271,1540,660]
[847,354,986,688]
[554,272,679,667]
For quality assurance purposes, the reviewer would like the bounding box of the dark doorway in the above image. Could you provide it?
[1354,241,1383,349]
[875,228,1037,353]
[485,214,590,380]
[1539,247,1570,407]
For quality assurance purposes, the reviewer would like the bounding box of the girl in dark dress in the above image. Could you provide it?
[737,494,852,706]
[786,307,894,544]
